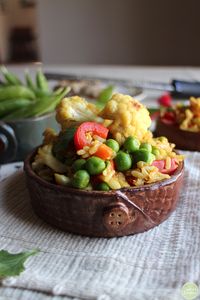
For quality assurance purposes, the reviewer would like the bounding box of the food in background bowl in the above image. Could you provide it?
[53,78,143,103]
[155,97,200,151]
[24,93,184,237]
[54,79,109,99]
[0,67,70,163]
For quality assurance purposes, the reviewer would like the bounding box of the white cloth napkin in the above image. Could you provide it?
[0,151,199,300]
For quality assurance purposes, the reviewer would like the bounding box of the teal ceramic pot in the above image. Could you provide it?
[0,113,59,163]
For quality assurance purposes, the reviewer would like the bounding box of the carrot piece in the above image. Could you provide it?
[94,144,113,160]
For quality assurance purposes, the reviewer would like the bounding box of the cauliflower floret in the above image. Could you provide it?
[56,96,102,131]
[43,128,58,144]
[100,93,151,144]
[32,144,67,173]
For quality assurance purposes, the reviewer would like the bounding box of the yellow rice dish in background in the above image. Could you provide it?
[176,97,200,132]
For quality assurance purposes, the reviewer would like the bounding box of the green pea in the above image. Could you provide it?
[96,182,110,191]
[71,170,90,189]
[85,156,106,175]
[123,137,140,153]
[149,153,155,163]
[105,139,120,152]
[72,159,86,172]
[133,149,155,164]
[114,151,132,171]
[140,143,152,152]
[152,146,160,157]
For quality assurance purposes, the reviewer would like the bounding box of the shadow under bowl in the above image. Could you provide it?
[24,149,184,238]
[155,119,200,151]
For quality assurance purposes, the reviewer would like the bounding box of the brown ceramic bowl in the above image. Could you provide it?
[24,149,184,238]
[155,118,200,151]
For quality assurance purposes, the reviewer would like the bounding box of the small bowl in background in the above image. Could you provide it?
[0,113,59,164]
[155,118,200,151]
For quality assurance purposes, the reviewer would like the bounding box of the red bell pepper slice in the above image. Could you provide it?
[161,112,176,125]
[152,158,178,175]
[74,122,109,150]
[152,159,165,171]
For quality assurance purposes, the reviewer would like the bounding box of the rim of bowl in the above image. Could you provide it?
[4,112,55,124]
[24,147,184,196]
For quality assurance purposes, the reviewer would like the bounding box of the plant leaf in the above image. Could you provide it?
[147,107,160,114]
[96,85,114,109]
[0,249,40,278]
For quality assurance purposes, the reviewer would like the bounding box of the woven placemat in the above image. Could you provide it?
[0,151,199,300]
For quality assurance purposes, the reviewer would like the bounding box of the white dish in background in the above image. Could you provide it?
[52,78,145,102]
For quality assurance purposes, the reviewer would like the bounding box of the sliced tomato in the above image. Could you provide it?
[158,93,172,107]
[152,158,178,175]
[74,122,109,150]
[94,144,113,160]
[152,159,165,171]
[161,112,176,125]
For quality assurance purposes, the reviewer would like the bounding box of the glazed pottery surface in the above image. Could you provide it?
[0,113,59,164]
[155,119,200,151]
[24,149,184,237]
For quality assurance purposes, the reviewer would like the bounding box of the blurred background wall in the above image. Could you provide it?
[0,0,200,65]
[0,0,37,63]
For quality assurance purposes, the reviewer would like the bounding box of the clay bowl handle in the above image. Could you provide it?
[103,201,131,232]
[0,122,17,164]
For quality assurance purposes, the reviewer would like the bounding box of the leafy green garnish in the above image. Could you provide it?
[0,249,39,278]
[147,107,160,114]
[96,85,114,109]
[52,126,77,161]
[147,107,174,115]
